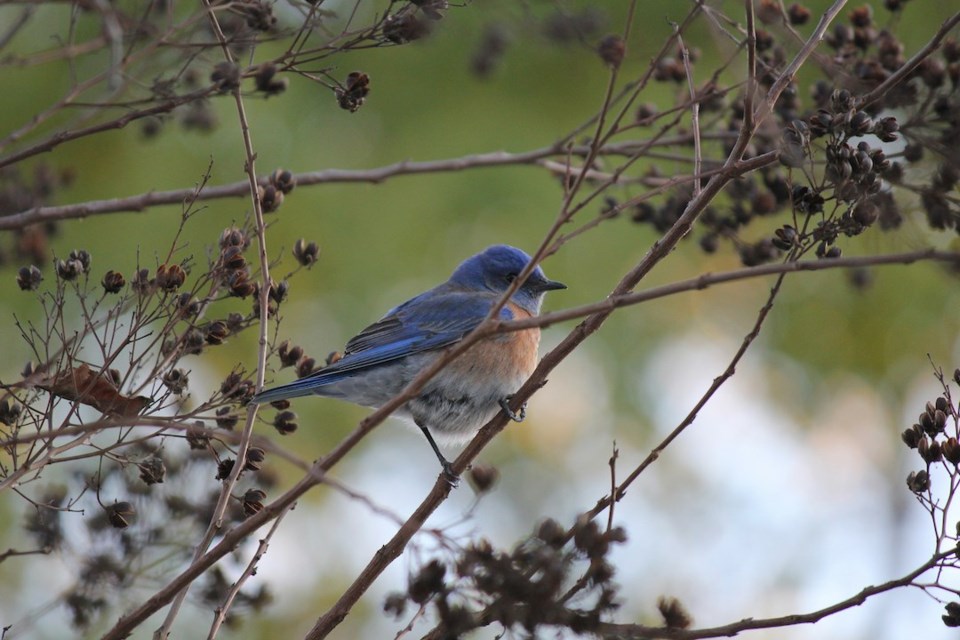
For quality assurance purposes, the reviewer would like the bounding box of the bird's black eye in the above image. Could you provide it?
[504,273,517,283]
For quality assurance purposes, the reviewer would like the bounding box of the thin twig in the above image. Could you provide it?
[154,1,272,635]
[676,30,702,197]
[860,12,960,109]
[594,551,949,639]
[207,507,291,640]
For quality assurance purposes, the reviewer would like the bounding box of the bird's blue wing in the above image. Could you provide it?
[251,289,512,403]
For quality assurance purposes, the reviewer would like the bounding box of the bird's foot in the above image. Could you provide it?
[441,460,460,487]
[499,396,527,422]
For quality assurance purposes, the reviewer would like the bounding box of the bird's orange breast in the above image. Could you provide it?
[447,302,540,385]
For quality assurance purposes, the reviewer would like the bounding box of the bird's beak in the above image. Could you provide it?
[536,278,567,292]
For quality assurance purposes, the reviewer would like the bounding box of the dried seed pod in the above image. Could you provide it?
[297,357,316,378]
[215,406,238,431]
[942,437,960,465]
[220,227,247,249]
[56,258,82,281]
[271,168,295,194]
[162,368,189,395]
[186,422,210,449]
[259,184,283,213]
[273,410,298,435]
[138,456,166,485]
[335,71,370,112]
[383,13,431,44]
[244,447,266,472]
[0,399,22,426]
[597,34,625,68]
[217,458,235,480]
[293,238,319,266]
[906,469,930,493]
[69,249,91,273]
[788,3,811,24]
[17,265,42,291]
[106,502,136,529]
[242,488,267,516]
[255,63,288,97]
[277,341,304,368]
[205,320,229,345]
[467,463,500,494]
[155,264,186,291]
[211,61,240,92]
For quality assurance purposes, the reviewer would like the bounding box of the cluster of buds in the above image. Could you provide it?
[56,249,91,282]
[220,370,255,403]
[385,515,626,636]
[335,72,370,113]
[218,226,255,298]
[155,263,186,291]
[901,370,960,495]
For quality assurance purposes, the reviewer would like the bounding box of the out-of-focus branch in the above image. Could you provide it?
[860,11,960,108]
[502,248,960,333]
[594,551,947,639]
[0,147,564,230]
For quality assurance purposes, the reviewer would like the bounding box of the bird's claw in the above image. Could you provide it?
[499,396,526,422]
[441,461,460,487]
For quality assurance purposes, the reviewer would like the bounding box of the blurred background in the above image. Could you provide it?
[1,0,959,638]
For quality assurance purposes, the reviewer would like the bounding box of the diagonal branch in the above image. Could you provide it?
[595,551,948,639]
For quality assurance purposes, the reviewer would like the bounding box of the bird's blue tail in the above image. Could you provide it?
[250,371,344,404]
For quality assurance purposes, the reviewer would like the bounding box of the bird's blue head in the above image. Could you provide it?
[449,245,565,314]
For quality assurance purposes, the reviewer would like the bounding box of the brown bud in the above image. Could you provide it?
[335,71,370,112]
[219,227,247,250]
[274,410,298,435]
[186,422,210,449]
[216,458,235,480]
[787,3,811,25]
[293,238,319,266]
[919,437,942,464]
[901,424,924,448]
[106,502,135,529]
[658,596,693,629]
[205,320,229,346]
[906,470,930,493]
[17,265,42,291]
[221,245,247,271]
[942,437,960,465]
[242,488,266,517]
[0,399,22,426]
[271,168,295,194]
[211,61,240,92]
[536,518,567,547]
[155,263,186,291]
[100,271,127,293]
[215,406,238,431]
[259,184,283,213]
[597,34,625,68]
[138,456,166,485]
[467,463,500,495]
[278,340,304,368]
[131,267,153,294]
[297,357,317,378]
[255,63,288,96]
[162,368,189,394]
[244,447,266,472]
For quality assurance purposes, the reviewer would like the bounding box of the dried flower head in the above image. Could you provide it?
[17,265,42,291]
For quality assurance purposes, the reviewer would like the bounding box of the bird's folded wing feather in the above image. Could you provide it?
[252,290,513,402]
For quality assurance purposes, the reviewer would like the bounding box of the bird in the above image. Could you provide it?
[250,244,565,480]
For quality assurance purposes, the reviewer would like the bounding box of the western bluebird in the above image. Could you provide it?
[251,245,565,479]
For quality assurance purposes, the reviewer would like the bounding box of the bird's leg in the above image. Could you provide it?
[499,396,526,422]
[416,420,459,486]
